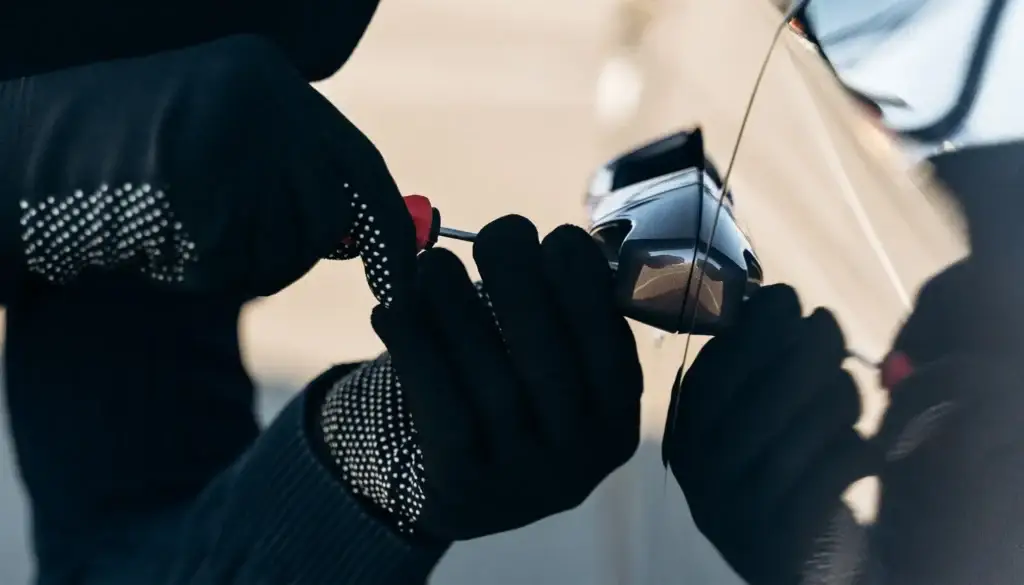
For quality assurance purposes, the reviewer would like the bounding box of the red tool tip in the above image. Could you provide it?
[880,351,915,390]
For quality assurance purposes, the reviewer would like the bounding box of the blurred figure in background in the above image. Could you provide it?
[788,0,1024,292]
[660,1,1024,584]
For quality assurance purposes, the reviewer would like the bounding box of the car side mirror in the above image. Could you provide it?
[586,128,761,335]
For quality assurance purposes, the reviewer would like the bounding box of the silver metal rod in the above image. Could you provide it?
[438,227,478,242]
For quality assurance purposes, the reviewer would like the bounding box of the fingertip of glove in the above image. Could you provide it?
[417,247,473,292]
[418,247,463,272]
[370,303,398,338]
[478,214,538,239]
[745,284,798,315]
[542,224,609,269]
[805,307,847,360]
[891,260,971,363]
[542,224,593,247]
[370,300,432,365]
[473,215,539,262]
[738,284,803,335]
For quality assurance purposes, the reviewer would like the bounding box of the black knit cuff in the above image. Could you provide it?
[208,365,449,584]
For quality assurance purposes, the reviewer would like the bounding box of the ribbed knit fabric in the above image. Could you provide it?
[169,364,449,584]
[4,276,261,575]
[5,278,448,584]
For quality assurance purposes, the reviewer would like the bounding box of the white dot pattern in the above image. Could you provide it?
[321,353,426,534]
[19,183,198,284]
[320,282,495,535]
[326,185,394,307]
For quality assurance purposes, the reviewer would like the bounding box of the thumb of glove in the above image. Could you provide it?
[325,179,418,308]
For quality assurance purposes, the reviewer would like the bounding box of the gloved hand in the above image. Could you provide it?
[854,259,1024,585]
[2,35,416,305]
[661,284,877,585]
[318,215,644,541]
[881,258,1024,377]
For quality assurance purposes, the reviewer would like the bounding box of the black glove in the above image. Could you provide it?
[852,259,1024,585]
[1,35,417,305]
[318,215,644,541]
[662,284,877,585]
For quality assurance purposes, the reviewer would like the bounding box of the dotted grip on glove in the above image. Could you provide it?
[320,353,427,534]
[319,283,494,536]
[327,192,440,308]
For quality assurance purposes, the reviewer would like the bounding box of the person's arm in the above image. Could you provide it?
[662,261,1024,585]
[864,362,1024,584]
[802,355,1024,585]
[0,34,417,306]
[169,218,645,582]
[4,274,439,584]
[167,364,449,585]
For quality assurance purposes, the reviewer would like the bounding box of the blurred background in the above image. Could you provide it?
[0,0,966,582]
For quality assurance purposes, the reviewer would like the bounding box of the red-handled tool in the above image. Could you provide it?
[404,194,477,250]
[339,195,476,252]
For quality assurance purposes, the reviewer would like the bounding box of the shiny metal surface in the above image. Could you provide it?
[438,227,479,242]
[589,156,762,335]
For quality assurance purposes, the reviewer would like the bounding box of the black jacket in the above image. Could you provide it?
[0,35,400,305]
[2,16,448,582]
[5,276,449,584]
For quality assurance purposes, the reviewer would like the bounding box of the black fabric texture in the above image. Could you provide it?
[927,140,1024,263]
[318,353,431,537]
[4,276,446,584]
[164,366,448,585]
[662,284,878,585]
[866,354,1024,585]
[851,257,1024,584]
[3,275,257,576]
[0,35,417,305]
[368,216,645,541]
[0,0,381,82]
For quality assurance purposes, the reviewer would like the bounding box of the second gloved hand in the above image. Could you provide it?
[849,259,1024,585]
[662,285,878,585]
[320,215,644,541]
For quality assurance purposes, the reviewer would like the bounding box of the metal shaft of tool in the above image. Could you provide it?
[438,226,478,242]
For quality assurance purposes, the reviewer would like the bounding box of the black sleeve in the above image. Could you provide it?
[800,357,1024,585]
[0,34,401,305]
[167,366,449,584]
[0,0,380,82]
[4,273,443,583]
[926,140,1024,260]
